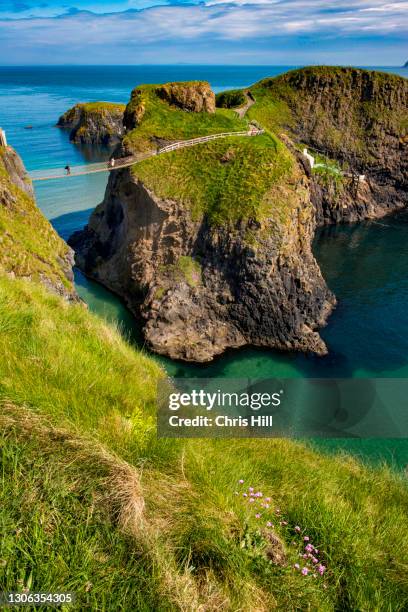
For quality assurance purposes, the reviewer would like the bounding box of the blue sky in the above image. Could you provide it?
[1,1,407,64]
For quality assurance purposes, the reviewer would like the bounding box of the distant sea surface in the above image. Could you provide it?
[1,65,408,466]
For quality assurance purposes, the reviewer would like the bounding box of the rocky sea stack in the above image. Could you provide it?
[69,69,407,362]
[70,79,335,362]
[57,102,126,146]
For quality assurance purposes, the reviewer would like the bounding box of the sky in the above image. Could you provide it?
[0,0,407,65]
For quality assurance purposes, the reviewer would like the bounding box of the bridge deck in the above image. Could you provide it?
[29,129,262,182]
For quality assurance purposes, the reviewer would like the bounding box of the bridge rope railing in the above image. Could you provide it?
[29,128,264,182]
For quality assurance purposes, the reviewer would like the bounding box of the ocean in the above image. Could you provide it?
[1,64,408,465]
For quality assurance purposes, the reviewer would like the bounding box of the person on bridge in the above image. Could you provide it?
[64,164,71,175]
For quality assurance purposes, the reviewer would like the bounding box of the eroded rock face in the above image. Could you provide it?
[0,147,77,301]
[69,160,334,362]
[1,147,34,199]
[156,82,216,114]
[57,103,125,146]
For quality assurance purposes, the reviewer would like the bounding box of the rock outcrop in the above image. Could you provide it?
[57,102,125,146]
[156,81,215,113]
[252,67,408,224]
[70,150,334,362]
[0,146,77,301]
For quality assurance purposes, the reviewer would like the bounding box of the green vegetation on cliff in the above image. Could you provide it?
[216,89,247,109]
[123,82,247,153]
[60,101,125,122]
[0,148,73,292]
[247,66,408,165]
[134,134,297,225]
[122,80,307,228]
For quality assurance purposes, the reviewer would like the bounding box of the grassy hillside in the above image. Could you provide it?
[123,81,299,227]
[1,275,408,610]
[123,82,247,153]
[246,66,408,165]
[134,134,297,225]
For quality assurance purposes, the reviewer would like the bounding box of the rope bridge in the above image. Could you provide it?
[29,129,263,182]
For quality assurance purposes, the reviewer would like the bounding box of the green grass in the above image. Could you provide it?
[0,148,73,291]
[134,134,297,226]
[123,81,303,229]
[0,417,173,612]
[81,102,126,114]
[1,274,408,610]
[0,276,163,461]
[123,84,247,153]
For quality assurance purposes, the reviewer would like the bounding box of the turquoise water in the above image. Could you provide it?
[1,65,408,465]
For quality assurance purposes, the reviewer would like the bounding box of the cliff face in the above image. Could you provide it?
[0,146,77,300]
[250,67,408,224]
[156,81,215,113]
[71,166,334,361]
[57,102,126,146]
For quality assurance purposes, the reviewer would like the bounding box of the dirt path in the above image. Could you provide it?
[235,90,256,119]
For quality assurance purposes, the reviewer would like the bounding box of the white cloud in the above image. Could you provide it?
[0,1,407,64]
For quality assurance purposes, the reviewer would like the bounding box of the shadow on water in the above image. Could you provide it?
[51,208,94,242]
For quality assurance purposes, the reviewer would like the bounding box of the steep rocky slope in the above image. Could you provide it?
[248,67,408,224]
[0,146,77,300]
[70,81,334,362]
[57,102,126,145]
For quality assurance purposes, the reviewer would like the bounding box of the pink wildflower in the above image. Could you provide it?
[312,557,318,564]
[265,497,271,502]
[317,564,326,576]
[301,567,309,576]
[266,521,273,527]
[249,487,254,492]
[294,563,300,569]
[239,479,244,484]
[243,493,247,498]
[295,526,301,533]
[249,498,255,503]
[255,513,261,519]
[303,536,310,542]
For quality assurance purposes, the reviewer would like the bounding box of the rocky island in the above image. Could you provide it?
[57,101,126,145]
[70,79,335,362]
[68,68,408,363]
